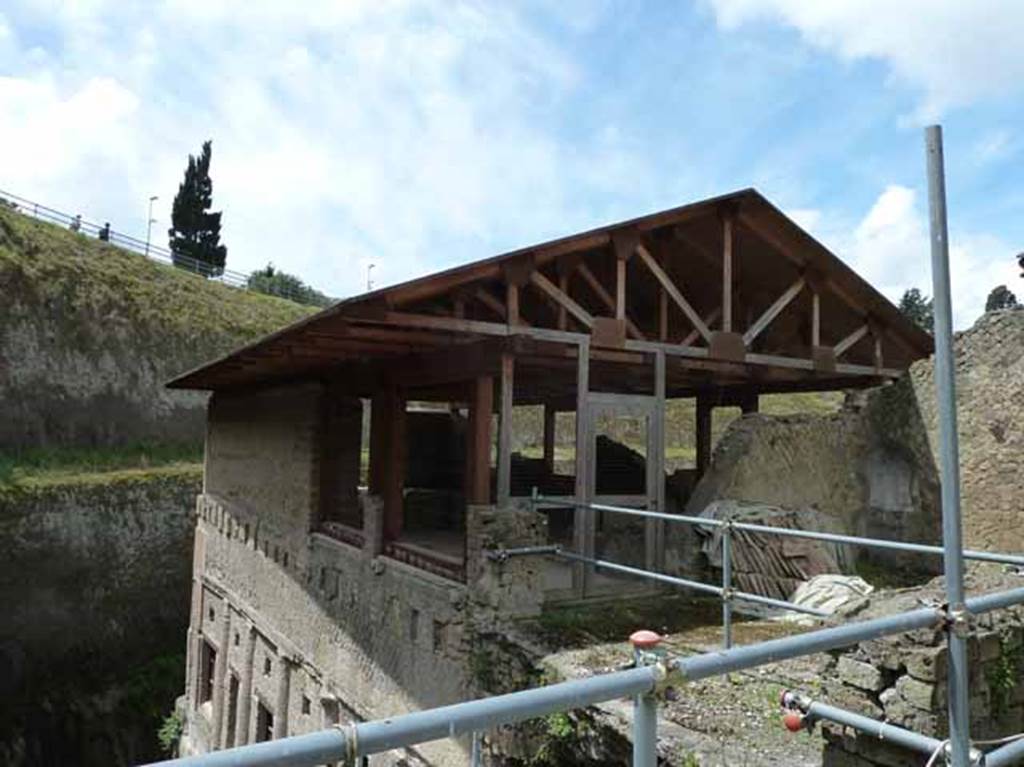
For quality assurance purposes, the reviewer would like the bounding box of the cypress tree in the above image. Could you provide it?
[168,140,227,276]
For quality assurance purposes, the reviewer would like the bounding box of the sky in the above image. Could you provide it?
[1,1,1022,328]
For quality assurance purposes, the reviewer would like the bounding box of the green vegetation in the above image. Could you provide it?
[0,441,202,488]
[248,263,333,307]
[898,287,934,333]
[0,203,315,344]
[168,139,227,275]
[987,635,1022,716]
[157,708,185,755]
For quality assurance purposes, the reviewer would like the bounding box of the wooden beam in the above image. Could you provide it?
[649,350,666,570]
[543,403,556,474]
[722,216,733,332]
[557,272,569,330]
[572,338,591,597]
[683,306,722,347]
[695,396,712,479]
[742,277,806,346]
[812,291,821,347]
[506,282,520,327]
[382,386,405,542]
[615,255,626,320]
[658,256,668,342]
[834,323,870,358]
[529,270,594,328]
[635,243,712,342]
[873,334,884,369]
[575,263,646,340]
[466,376,493,505]
[497,353,514,506]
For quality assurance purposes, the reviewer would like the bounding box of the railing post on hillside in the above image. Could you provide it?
[470,731,482,766]
[629,631,661,767]
[721,519,734,649]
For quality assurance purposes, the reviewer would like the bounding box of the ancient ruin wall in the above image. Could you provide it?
[0,467,200,765]
[687,309,1024,562]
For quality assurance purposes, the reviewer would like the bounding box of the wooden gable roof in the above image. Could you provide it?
[168,188,932,399]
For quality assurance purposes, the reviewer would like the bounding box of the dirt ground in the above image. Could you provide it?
[526,596,835,766]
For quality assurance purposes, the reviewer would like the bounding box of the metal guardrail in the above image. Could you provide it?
[0,188,314,304]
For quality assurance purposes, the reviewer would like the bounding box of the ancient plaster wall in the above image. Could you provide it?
[685,310,1024,573]
[0,467,199,765]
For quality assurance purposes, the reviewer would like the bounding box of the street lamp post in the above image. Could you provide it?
[145,195,158,258]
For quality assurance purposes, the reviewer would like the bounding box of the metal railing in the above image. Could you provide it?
[139,126,1020,767]
[0,188,317,304]
[522,493,1024,650]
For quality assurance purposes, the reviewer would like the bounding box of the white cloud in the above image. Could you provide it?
[798,185,1020,328]
[707,0,1024,120]
[0,1,642,298]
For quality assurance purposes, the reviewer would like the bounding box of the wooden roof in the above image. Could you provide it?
[168,188,932,401]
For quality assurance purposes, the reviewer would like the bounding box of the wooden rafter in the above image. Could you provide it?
[529,270,594,329]
[682,307,723,346]
[575,263,646,340]
[635,243,712,342]
[834,323,869,357]
[742,277,806,345]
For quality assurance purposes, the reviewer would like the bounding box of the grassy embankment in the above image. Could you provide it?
[0,202,316,492]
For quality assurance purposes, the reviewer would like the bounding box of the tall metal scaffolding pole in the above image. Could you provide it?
[925,123,971,767]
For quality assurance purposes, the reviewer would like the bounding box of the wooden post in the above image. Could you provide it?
[615,254,627,320]
[368,392,387,495]
[382,386,405,541]
[506,282,520,327]
[497,354,514,506]
[740,394,759,415]
[723,216,733,332]
[658,253,668,341]
[557,272,569,330]
[648,351,666,571]
[572,339,591,597]
[811,291,821,347]
[466,376,494,505]
[543,403,556,475]
[695,396,713,479]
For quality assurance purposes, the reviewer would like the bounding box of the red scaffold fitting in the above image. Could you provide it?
[782,711,805,733]
[629,630,662,650]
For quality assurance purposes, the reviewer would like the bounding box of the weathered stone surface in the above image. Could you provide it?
[837,656,885,692]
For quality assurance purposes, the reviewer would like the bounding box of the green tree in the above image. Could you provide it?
[168,140,227,276]
[247,263,333,307]
[985,285,1020,312]
[898,287,934,333]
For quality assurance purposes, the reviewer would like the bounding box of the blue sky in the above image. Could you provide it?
[1,0,1021,326]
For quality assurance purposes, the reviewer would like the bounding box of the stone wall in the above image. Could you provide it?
[686,309,1024,575]
[182,382,549,765]
[0,466,200,765]
[817,572,1024,766]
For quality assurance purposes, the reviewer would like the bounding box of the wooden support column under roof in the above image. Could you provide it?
[497,353,514,506]
[543,403,556,475]
[466,376,494,506]
[695,395,713,479]
[572,338,591,597]
[382,385,406,542]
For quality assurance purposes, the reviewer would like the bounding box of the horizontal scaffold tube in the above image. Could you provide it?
[534,496,1024,568]
[142,728,349,767]
[553,550,829,617]
[353,666,659,754]
[782,691,947,757]
[984,736,1024,767]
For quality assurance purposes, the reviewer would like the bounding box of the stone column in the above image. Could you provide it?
[234,624,256,746]
[273,658,293,739]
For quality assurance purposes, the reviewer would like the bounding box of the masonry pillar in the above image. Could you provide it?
[211,605,231,746]
[273,658,292,739]
[234,623,256,746]
[695,396,713,479]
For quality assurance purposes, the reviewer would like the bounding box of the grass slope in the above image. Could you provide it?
[0,203,317,484]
